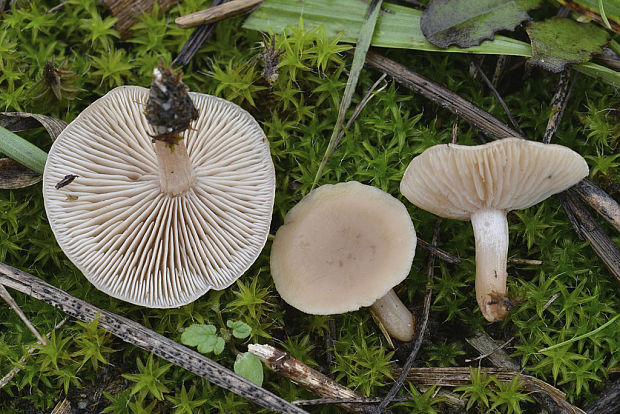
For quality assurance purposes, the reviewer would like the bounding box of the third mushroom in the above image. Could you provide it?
[270,181,417,342]
[400,138,588,322]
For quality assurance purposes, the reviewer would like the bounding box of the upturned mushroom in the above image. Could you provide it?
[43,82,275,308]
[270,181,417,342]
[400,138,588,321]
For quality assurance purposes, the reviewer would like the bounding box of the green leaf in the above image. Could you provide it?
[526,17,610,73]
[243,0,618,86]
[227,320,253,339]
[420,0,534,49]
[557,0,620,31]
[180,324,217,348]
[234,352,264,386]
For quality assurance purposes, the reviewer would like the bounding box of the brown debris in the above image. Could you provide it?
[103,0,180,39]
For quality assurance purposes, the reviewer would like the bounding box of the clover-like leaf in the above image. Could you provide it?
[180,324,223,354]
[421,0,540,48]
[526,17,610,72]
[234,352,264,386]
[227,320,252,339]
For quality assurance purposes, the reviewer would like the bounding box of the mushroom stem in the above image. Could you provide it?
[471,209,510,322]
[154,140,194,196]
[370,289,415,342]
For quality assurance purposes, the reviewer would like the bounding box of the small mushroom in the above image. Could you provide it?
[43,86,275,307]
[270,181,417,342]
[400,138,588,321]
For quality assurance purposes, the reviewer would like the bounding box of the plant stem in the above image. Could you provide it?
[0,126,47,174]
[153,140,194,196]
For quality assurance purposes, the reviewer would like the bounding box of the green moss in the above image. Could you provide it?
[0,0,618,412]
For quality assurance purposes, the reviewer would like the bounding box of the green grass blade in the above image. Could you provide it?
[312,0,383,189]
[538,313,620,353]
[0,126,48,174]
[244,0,619,86]
[598,0,612,30]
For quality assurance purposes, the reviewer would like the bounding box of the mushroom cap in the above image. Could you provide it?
[400,138,589,220]
[270,181,416,315]
[43,86,275,308]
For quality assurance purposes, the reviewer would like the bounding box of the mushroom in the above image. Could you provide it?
[400,138,588,321]
[43,85,275,307]
[270,181,417,342]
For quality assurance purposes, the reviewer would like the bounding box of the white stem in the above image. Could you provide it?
[370,289,415,342]
[154,140,194,196]
[471,209,510,322]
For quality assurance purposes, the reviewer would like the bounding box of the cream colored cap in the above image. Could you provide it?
[400,138,589,220]
[43,86,275,308]
[270,181,416,314]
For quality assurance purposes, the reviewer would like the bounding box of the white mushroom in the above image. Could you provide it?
[270,181,417,342]
[400,138,588,321]
[43,86,275,308]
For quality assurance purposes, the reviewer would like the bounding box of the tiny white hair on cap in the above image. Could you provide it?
[43,86,275,308]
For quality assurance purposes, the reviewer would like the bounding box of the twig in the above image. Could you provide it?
[0,285,46,344]
[584,377,620,414]
[451,119,458,144]
[558,191,620,283]
[543,70,574,144]
[471,59,524,136]
[417,238,461,264]
[172,0,227,67]
[249,343,371,413]
[0,263,308,414]
[508,257,543,266]
[364,51,525,141]
[175,0,264,29]
[396,367,585,414]
[573,179,620,233]
[376,221,441,412]
[294,397,411,406]
[492,55,509,88]
[0,317,68,389]
[327,73,388,159]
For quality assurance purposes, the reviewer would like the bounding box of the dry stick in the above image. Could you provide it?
[584,377,620,414]
[363,51,620,283]
[417,238,461,264]
[0,317,69,389]
[0,284,46,344]
[492,55,510,88]
[558,191,620,283]
[508,257,543,266]
[249,343,371,413]
[294,397,411,406]
[396,367,585,414]
[363,51,525,141]
[376,221,441,412]
[172,0,227,66]
[471,59,524,136]
[543,70,574,144]
[0,263,308,414]
[573,178,620,233]
[175,0,263,29]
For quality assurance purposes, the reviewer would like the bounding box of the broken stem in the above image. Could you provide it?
[369,289,415,342]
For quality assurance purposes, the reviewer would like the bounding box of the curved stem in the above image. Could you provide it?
[471,209,510,322]
[370,289,415,342]
[154,140,194,196]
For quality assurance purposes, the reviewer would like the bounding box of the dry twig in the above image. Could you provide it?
[376,221,441,412]
[0,285,46,344]
[573,179,620,233]
[0,263,307,414]
[175,0,263,29]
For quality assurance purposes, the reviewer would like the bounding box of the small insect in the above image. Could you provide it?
[55,174,78,189]
[258,35,284,85]
[487,292,525,312]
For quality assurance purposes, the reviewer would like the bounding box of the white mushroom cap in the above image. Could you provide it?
[270,181,416,315]
[400,138,589,219]
[43,86,275,308]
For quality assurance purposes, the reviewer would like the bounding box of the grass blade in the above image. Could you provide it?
[0,126,47,174]
[311,0,383,188]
